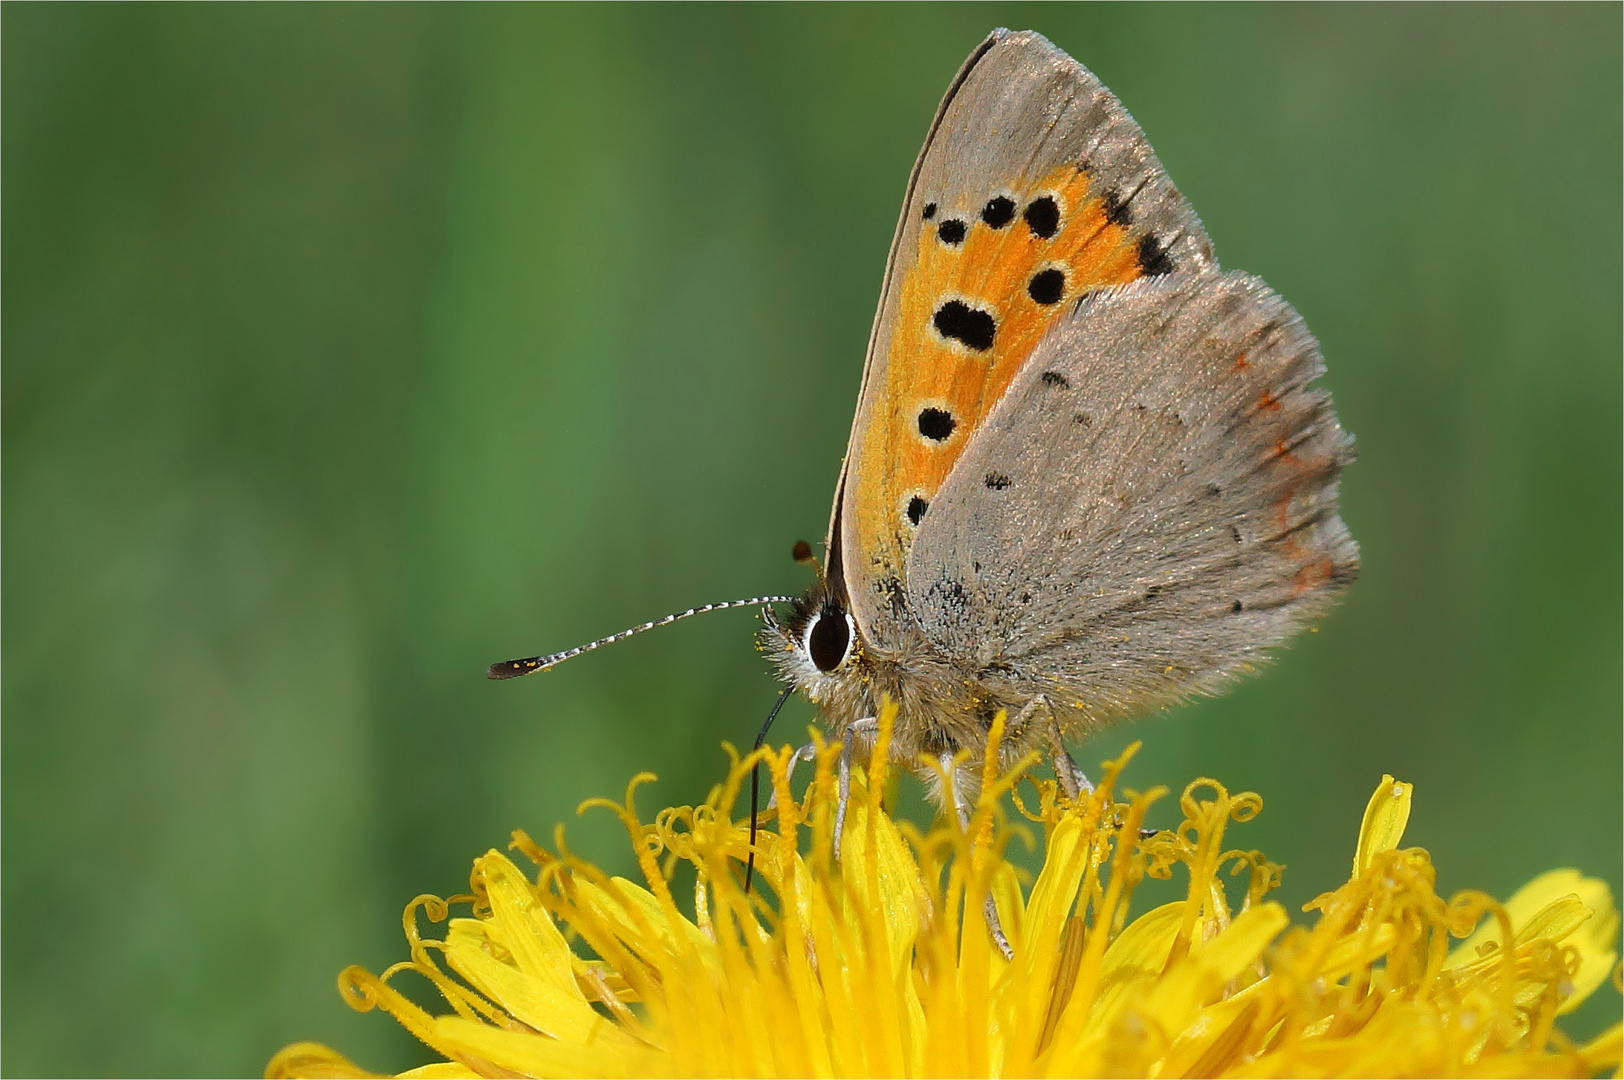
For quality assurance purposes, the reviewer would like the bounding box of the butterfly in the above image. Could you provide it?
[758,28,1357,809]
[492,28,1357,846]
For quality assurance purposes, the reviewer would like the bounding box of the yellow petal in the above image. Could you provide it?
[1446,868,1620,1014]
[1136,903,1287,1038]
[989,859,1027,956]
[1042,901,1203,1075]
[828,777,920,1077]
[1086,901,1186,1033]
[433,1014,651,1079]
[1020,812,1092,970]
[443,919,640,1049]
[836,771,930,977]
[1353,775,1412,880]
[469,852,577,995]
[396,1066,479,1079]
[1316,919,1399,981]
[1153,984,1266,1080]
[572,874,720,979]
[1578,1021,1622,1077]
[263,1041,383,1079]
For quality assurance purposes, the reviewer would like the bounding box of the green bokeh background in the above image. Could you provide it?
[5,4,1620,1075]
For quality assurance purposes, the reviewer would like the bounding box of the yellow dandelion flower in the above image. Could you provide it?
[269,707,1622,1079]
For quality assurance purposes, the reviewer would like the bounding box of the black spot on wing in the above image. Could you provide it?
[1232,599,1244,612]
[932,300,996,351]
[1101,189,1133,227]
[980,196,1015,228]
[1041,371,1070,389]
[922,202,937,221]
[906,496,928,527]
[1028,267,1065,305]
[937,219,967,246]
[1137,233,1174,276]
[917,407,956,442]
[984,472,1012,490]
[1023,196,1060,239]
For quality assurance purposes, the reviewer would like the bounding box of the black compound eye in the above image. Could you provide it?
[805,609,852,673]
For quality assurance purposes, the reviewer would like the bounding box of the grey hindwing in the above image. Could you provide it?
[839,28,1214,643]
[907,271,1358,728]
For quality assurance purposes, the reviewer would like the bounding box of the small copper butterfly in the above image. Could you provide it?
[494,28,1357,821]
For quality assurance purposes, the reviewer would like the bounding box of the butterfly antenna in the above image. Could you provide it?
[486,595,795,679]
[745,685,794,895]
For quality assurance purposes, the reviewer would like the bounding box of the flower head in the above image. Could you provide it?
[270,707,1621,1078]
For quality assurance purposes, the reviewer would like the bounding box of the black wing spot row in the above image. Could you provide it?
[1023,196,1060,239]
[917,407,957,441]
[933,300,996,351]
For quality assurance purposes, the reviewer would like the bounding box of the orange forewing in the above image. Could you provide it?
[851,165,1150,587]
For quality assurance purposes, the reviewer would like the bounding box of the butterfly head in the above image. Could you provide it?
[762,572,866,708]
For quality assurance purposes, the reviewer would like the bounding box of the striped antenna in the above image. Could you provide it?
[487,595,796,680]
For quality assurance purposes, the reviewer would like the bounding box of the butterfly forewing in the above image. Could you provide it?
[838,29,1214,649]
[907,271,1357,730]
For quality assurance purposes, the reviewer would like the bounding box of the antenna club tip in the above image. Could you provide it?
[487,659,541,680]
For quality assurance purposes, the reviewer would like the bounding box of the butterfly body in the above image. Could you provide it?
[763,30,1356,797]
[768,575,1022,780]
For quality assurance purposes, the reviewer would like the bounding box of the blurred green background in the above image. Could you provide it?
[4,4,1619,1075]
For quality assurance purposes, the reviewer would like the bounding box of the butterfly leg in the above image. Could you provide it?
[940,751,1016,962]
[833,716,878,863]
[765,741,818,812]
[1014,700,1160,838]
[1052,747,1093,800]
[1013,695,1094,799]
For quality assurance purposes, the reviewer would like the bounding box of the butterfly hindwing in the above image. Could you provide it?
[837,29,1214,650]
[904,271,1356,729]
